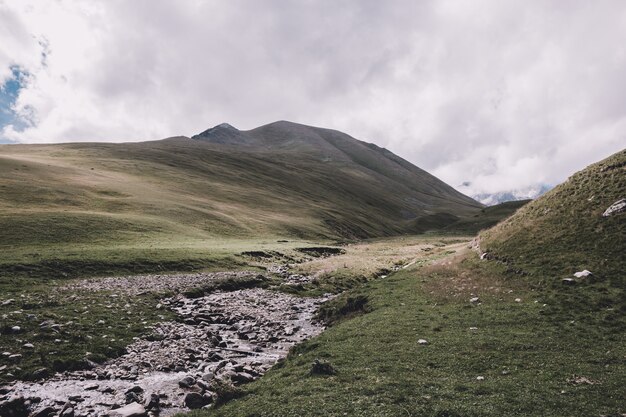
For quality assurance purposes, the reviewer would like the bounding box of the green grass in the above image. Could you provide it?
[185,254,625,417]
[480,149,625,310]
[0,286,173,382]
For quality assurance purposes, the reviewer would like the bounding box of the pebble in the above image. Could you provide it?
[417,339,428,345]
[8,287,327,416]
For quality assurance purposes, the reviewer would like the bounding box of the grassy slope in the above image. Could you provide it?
[0,122,483,279]
[189,253,625,417]
[480,149,625,281]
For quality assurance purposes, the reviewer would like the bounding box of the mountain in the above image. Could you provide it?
[458,182,552,206]
[480,148,625,283]
[0,121,484,277]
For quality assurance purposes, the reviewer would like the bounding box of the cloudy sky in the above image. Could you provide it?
[1,0,625,197]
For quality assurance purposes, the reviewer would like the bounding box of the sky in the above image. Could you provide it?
[1,0,625,197]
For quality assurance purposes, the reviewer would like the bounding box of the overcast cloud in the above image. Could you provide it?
[1,0,625,196]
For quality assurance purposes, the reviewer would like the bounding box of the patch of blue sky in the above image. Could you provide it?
[0,66,30,143]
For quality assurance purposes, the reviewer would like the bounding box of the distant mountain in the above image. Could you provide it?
[458,183,552,206]
[0,121,484,258]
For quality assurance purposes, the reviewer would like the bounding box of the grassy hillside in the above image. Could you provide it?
[480,149,625,282]
[0,121,482,279]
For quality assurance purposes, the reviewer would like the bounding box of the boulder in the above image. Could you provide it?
[184,392,211,409]
[178,375,196,388]
[573,270,592,278]
[602,199,626,217]
[0,396,29,417]
[109,402,147,417]
[31,406,58,417]
[310,359,337,376]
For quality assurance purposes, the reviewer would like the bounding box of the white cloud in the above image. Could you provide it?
[0,0,625,194]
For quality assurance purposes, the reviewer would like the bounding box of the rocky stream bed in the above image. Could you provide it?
[1,271,329,417]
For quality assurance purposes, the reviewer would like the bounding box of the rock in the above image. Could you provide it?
[125,386,144,394]
[178,375,196,388]
[514,298,522,303]
[476,376,485,381]
[184,392,211,409]
[310,359,337,376]
[602,199,626,217]
[231,372,254,385]
[31,406,58,417]
[573,270,592,278]
[469,297,480,304]
[32,368,49,380]
[109,402,147,417]
[22,343,34,350]
[144,394,159,411]
[0,396,28,417]
[125,392,142,404]
[417,339,428,345]
[479,252,489,260]
[10,326,21,333]
[59,406,74,417]
[562,278,576,285]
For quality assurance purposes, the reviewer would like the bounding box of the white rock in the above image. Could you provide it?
[602,199,626,217]
[418,339,428,345]
[11,326,21,332]
[514,298,521,303]
[23,343,34,349]
[109,402,146,417]
[469,297,480,304]
[469,327,478,331]
[476,376,485,381]
[574,270,592,278]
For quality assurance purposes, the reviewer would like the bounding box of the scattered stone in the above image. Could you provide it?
[109,402,147,417]
[469,297,480,304]
[31,406,58,417]
[32,368,49,380]
[562,278,576,285]
[178,376,196,388]
[10,326,21,333]
[476,376,485,381]
[514,298,522,303]
[573,270,593,279]
[22,343,34,350]
[602,199,626,217]
[231,372,254,385]
[184,392,211,409]
[417,339,429,345]
[0,396,28,417]
[59,405,74,417]
[144,393,160,411]
[567,375,598,385]
[310,359,337,376]
[7,287,327,416]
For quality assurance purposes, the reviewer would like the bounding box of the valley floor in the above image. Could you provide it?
[1,236,624,416]
[189,249,625,417]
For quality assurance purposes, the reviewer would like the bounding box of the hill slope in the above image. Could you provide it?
[0,121,481,277]
[480,148,625,284]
